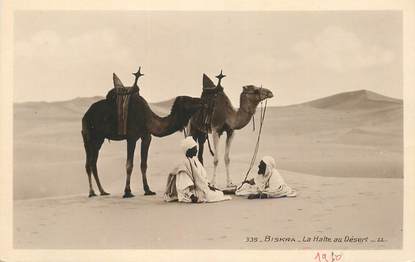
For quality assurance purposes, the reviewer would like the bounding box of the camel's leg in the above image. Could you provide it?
[123,138,136,198]
[85,149,96,197]
[141,135,156,195]
[86,164,95,197]
[224,130,235,187]
[91,137,109,196]
[82,132,96,197]
[195,132,206,165]
[210,130,220,186]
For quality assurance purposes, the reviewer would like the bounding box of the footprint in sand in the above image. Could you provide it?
[220,235,227,239]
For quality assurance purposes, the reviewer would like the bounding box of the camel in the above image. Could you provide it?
[189,72,274,187]
[81,71,202,198]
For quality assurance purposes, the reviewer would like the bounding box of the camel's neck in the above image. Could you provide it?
[229,94,259,130]
[148,109,181,137]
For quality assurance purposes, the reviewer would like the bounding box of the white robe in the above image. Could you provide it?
[164,156,231,203]
[236,168,297,198]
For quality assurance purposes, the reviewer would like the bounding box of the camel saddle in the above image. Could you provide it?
[106,73,139,136]
[196,74,222,128]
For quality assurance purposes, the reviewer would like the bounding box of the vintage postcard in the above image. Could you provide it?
[1,0,414,261]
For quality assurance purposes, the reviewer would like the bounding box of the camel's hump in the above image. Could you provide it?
[202,74,216,89]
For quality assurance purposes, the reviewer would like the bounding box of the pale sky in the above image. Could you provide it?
[14,11,402,106]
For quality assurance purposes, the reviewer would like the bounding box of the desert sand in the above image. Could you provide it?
[14,171,402,249]
[13,90,403,249]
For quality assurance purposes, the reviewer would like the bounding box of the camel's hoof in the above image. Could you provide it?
[123,192,135,198]
[226,182,237,188]
[100,191,110,196]
[144,190,156,196]
[89,192,97,198]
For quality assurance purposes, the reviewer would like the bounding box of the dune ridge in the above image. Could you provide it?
[305,89,401,111]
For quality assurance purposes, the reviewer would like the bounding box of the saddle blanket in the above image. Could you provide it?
[114,87,137,135]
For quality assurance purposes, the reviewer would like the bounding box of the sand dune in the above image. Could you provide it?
[306,89,402,111]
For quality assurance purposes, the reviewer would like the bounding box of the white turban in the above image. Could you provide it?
[261,156,276,175]
[181,137,198,154]
[262,156,276,168]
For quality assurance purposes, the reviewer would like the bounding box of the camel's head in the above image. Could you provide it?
[170,96,203,129]
[242,85,274,102]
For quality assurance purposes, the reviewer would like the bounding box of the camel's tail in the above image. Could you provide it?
[81,114,90,140]
[81,113,92,156]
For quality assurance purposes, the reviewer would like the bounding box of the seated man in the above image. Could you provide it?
[236,156,297,199]
[164,137,232,203]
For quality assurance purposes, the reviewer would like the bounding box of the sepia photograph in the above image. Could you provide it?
[1,1,415,261]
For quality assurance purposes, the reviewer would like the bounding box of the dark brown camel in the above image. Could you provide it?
[81,72,202,198]
[189,73,273,187]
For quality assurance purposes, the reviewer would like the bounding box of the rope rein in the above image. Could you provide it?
[237,98,268,190]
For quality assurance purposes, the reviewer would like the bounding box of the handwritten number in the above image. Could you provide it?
[315,252,342,262]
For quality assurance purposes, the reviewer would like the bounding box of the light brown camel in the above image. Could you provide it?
[189,73,274,187]
[82,72,202,198]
